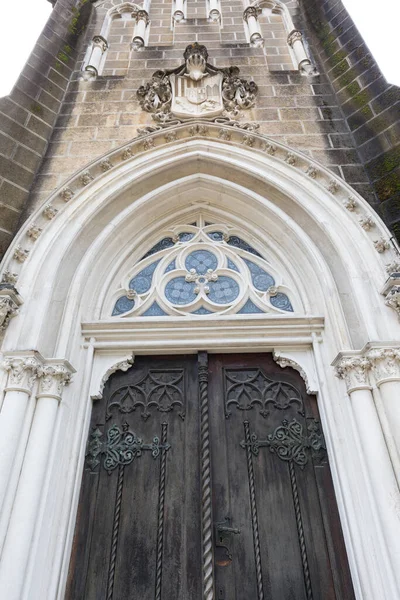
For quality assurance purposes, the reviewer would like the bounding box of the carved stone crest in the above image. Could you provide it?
[137,43,258,123]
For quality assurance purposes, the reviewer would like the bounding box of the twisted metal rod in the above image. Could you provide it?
[155,422,168,600]
[289,460,313,600]
[199,352,215,600]
[244,421,264,600]
[107,464,125,600]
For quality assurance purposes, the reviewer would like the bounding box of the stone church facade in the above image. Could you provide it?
[0,0,399,598]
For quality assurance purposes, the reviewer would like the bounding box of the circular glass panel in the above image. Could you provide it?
[185,250,218,275]
[165,277,198,305]
[208,276,240,304]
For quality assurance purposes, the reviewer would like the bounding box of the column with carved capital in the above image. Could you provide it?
[287,29,317,75]
[334,354,400,586]
[243,6,263,47]
[0,351,42,513]
[0,359,75,600]
[131,10,150,50]
[84,35,108,78]
[367,347,400,460]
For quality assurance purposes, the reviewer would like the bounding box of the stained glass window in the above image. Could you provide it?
[111,220,297,317]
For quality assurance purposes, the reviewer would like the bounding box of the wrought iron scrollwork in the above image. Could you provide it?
[86,422,170,474]
[224,368,304,418]
[106,369,185,421]
[240,418,326,468]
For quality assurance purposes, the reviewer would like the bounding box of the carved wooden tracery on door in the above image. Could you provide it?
[66,354,354,600]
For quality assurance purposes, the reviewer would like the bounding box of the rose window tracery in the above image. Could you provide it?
[110,220,298,317]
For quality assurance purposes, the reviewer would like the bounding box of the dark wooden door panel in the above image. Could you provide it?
[66,352,354,600]
[66,355,201,600]
[208,353,355,600]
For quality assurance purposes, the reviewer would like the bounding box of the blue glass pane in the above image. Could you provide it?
[142,302,168,316]
[238,299,265,314]
[208,276,240,304]
[244,259,275,291]
[142,237,175,259]
[165,277,198,305]
[192,306,213,314]
[129,260,160,294]
[227,258,239,272]
[207,231,224,241]
[227,236,262,257]
[112,296,135,316]
[270,293,293,312]
[185,250,218,275]
[165,259,176,273]
[178,232,195,242]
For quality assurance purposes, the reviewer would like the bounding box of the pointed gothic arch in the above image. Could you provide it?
[1,124,400,599]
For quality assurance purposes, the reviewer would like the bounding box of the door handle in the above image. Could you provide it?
[214,517,240,566]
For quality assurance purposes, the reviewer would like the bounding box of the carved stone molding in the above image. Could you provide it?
[92,354,135,400]
[2,351,44,394]
[385,286,400,319]
[272,351,318,395]
[381,274,400,320]
[92,35,108,52]
[37,360,75,401]
[0,285,23,331]
[366,348,400,385]
[137,43,258,122]
[386,261,400,275]
[334,356,372,392]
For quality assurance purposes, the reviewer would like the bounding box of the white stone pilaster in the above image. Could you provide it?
[131,10,149,50]
[287,29,318,76]
[84,35,108,78]
[243,6,263,47]
[0,359,74,600]
[0,351,43,514]
[334,353,400,592]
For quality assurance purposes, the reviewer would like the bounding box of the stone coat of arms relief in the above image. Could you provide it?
[137,43,258,123]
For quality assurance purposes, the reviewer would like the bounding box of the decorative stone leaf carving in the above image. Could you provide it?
[27,225,42,240]
[13,246,29,263]
[60,188,74,202]
[359,216,375,230]
[334,357,371,391]
[0,286,23,331]
[43,204,58,220]
[373,238,390,253]
[343,196,357,211]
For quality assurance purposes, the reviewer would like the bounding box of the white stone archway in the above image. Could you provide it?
[0,123,400,600]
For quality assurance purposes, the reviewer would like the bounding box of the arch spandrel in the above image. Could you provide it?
[0,123,398,356]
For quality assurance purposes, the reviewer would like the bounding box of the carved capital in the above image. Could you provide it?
[0,286,23,331]
[366,348,400,384]
[385,285,400,319]
[334,357,371,392]
[37,360,75,400]
[136,9,149,23]
[92,35,108,52]
[287,29,303,47]
[243,6,261,22]
[3,351,44,393]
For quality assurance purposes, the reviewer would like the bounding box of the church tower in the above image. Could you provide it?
[0,0,399,598]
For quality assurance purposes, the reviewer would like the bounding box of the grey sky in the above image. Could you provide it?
[0,0,398,98]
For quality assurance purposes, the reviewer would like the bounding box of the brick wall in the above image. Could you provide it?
[301,0,400,238]
[0,0,92,259]
[1,0,398,257]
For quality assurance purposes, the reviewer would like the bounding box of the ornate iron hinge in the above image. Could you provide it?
[86,421,170,474]
[240,417,326,468]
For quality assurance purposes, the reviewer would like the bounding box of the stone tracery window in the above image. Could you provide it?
[111,220,296,317]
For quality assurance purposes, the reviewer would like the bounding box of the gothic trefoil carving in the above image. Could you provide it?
[137,43,258,122]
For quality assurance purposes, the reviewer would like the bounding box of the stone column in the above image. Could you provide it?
[243,6,263,47]
[84,35,108,78]
[173,0,185,22]
[0,360,74,600]
[131,10,149,51]
[208,0,221,22]
[287,29,317,76]
[367,347,400,461]
[0,351,42,513]
[335,356,400,589]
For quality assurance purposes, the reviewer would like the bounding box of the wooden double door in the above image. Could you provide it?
[67,353,354,600]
